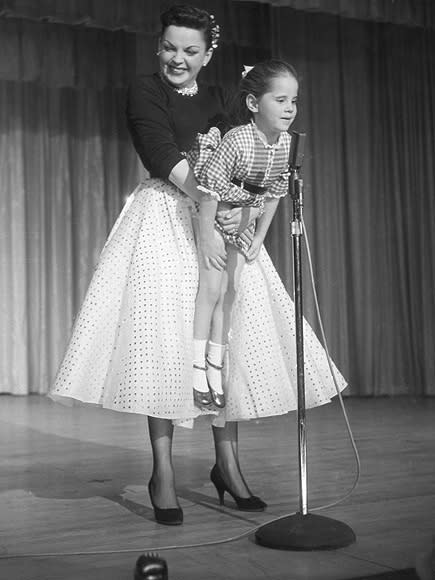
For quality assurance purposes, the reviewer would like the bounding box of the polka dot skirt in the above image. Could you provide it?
[49,179,347,428]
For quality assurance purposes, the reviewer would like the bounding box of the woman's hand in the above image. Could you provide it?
[238,225,255,247]
[216,205,261,234]
[199,232,227,271]
[246,236,264,263]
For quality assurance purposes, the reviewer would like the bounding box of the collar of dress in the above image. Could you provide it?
[250,120,285,149]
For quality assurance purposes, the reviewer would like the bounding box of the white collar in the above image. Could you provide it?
[250,120,285,149]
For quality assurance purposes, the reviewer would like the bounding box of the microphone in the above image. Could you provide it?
[289,131,306,171]
[134,553,168,580]
[288,131,306,203]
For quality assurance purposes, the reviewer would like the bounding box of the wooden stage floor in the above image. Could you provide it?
[0,395,434,579]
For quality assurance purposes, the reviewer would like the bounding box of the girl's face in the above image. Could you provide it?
[158,25,212,89]
[248,74,298,142]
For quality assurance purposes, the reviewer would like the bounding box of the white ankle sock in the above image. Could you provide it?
[206,341,226,395]
[193,338,209,393]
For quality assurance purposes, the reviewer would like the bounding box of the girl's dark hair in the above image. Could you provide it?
[160,4,218,50]
[232,59,299,125]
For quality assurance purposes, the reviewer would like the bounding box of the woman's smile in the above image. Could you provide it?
[168,66,188,74]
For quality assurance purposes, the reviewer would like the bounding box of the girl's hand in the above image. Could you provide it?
[199,232,227,271]
[216,206,260,234]
[246,236,264,263]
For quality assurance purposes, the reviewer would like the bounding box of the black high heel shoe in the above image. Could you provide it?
[148,482,183,526]
[210,465,267,512]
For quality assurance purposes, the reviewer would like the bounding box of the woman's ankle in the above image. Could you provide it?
[214,460,251,497]
[149,470,178,507]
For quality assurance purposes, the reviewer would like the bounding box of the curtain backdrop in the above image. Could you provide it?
[1,0,433,31]
[267,9,435,395]
[0,3,434,397]
[237,0,435,30]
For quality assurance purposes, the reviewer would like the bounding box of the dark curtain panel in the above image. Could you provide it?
[267,9,435,395]
[1,0,433,30]
[236,0,435,30]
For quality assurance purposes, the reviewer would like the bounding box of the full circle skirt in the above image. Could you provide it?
[49,179,347,427]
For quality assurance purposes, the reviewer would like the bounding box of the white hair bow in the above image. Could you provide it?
[241,65,254,79]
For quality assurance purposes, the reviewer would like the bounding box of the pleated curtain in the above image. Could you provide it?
[267,10,435,395]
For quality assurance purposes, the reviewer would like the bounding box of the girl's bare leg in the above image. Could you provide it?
[207,247,246,395]
[194,263,224,340]
[147,416,179,508]
[209,246,246,344]
[193,235,225,394]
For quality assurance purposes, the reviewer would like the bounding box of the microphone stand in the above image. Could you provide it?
[255,132,356,550]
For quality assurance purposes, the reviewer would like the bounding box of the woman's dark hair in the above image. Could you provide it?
[160,4,218,50]
[232,59,299,125]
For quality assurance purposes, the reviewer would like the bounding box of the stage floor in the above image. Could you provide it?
[0,395,434,579]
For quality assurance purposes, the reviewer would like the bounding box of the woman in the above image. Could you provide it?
[50,4,346,526]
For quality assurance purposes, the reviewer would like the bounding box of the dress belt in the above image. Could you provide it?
[231,178,266,196]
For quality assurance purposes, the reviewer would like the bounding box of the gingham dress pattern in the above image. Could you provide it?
[187,122,291,204]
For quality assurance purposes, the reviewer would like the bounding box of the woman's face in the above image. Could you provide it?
[158,25,212,89]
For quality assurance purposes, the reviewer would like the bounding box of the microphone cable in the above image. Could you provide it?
[301,214,361,512]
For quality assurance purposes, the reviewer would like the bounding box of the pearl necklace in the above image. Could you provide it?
[159,73,198,97]
[174,82,198,97]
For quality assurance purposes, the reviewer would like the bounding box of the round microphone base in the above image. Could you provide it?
[255,512,356,551]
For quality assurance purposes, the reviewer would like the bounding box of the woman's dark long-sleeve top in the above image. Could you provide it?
[126,72,231,179]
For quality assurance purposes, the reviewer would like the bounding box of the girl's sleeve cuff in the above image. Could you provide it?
[197,185,222,202]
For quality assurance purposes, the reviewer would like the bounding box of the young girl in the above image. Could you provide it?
[188,60,299,410]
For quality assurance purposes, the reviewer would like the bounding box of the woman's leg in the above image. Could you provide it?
[212,421,253,498]
[147,416,179,508]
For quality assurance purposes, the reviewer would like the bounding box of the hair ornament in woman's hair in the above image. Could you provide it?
[241,65,254,79]
[209,14,220,49]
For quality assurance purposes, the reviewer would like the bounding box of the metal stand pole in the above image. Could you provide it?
[255,135,356,550]
[292,175,308,517]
